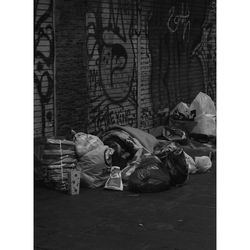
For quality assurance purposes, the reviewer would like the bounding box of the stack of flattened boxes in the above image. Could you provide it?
[41,138,80,195]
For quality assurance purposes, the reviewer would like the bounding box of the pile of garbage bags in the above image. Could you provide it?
[71,125,190,193]
[34,92,215,194]
[35,126,213,193]
[73,125,212,193]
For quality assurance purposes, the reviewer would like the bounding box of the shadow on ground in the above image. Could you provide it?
[34,164,216,250]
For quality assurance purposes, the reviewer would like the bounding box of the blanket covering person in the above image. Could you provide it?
[100,125,189,192]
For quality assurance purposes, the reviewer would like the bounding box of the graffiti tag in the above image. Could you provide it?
[167,2,190,41]
[34,0,54,136]
[90,105,136,133]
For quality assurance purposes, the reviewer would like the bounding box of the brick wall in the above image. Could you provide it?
[86,0,139,134]
[34,0,55,137]
[148,0,216,126]
[34,0,216,136]
[85,0,216,133]
[54,0,88,136]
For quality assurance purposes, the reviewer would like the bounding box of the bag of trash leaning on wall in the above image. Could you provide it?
[74,132,104,157]
[189,92,216,117]
[169,92,216,137]
[190,92,216,137]
[73,132,114,188]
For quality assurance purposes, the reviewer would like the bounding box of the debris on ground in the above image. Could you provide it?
[105,166,123,191]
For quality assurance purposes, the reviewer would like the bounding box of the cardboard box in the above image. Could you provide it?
[68,169,81,195]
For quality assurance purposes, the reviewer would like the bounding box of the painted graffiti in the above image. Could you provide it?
[90,105,136,134]
[162,1,192,109]
[142,9,152,60]
[86,0,215,132]
[87,0,138,103]
[165,0,191,100]
[192,1,216,100]
[34,0,54,136]
[148,0,216,126]
[167,2,190,41]
[87,0,140,133]
[139,5,153,129]
[140,107,153,129]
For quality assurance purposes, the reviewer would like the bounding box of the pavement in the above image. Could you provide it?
[34,162,216,250]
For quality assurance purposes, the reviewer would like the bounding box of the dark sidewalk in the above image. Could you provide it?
[34,164,216,250]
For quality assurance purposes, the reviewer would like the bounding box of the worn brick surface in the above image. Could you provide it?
[55,0,88,136]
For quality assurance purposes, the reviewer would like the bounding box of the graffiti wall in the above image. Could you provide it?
[192,1,216,101]
[86,0,140,134]
[139,1,154,129]
[148,0,216,126]
[34,0,54,137]
[85,0,216,132]
[33,0,216,136]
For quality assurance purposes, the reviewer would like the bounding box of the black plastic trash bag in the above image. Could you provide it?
[154,140,178,157]
[154,141,189,186]
[128,155,172,193]
[121,148,149,182]
[167,148,189,186]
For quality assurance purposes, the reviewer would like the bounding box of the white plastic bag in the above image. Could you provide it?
[184,152,198,174]
[171,102,191,117]
[77,145,112,188]
[192,114,216,136]
[190,92,216,117]
[195,156,212,173]
[73,132,104,157]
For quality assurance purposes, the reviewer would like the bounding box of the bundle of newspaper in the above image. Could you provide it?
[41,138,78,191]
